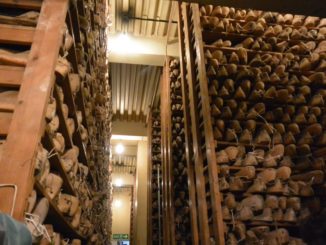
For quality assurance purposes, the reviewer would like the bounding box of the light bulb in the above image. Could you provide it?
[114,199,122,208]
[115,143,124,154]
[115,178,123,187]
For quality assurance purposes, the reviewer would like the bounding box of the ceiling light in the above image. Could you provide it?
[115,178,123,187]
[115,143,124,154]
[114,199,122,208]
[108,33,149,55]
[111,33,130,54]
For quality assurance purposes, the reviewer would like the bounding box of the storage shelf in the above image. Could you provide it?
[53,84,74,149]
[173,3,326,244]
[201,15,322,31]
[35,182,86,240]
[0,14,37,27]
[55,74,94,178]
[0,0,112,242]
[202,30,324,50]
[42,131,76,196]
[224,220,299,227]
[0,111,12,136]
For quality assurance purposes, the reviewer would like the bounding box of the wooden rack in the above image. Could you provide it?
[159,56,200,245]
[0,0,112,243]
[155,2,326,245]
[0,0,69,219]
[147,109,164,245]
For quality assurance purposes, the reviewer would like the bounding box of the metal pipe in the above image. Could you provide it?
[127,16,178,24]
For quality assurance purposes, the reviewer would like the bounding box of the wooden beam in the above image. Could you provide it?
[0,112,12,135]
[0,66,23,87]
[0,24,35,45]
[0,15,37,27]
[147,111,153,245]
[0,0,69,220]
[176,3,199,245]
[0,100,16,112]
[191,4,225,244]
[181,3,211,244]
[175,0,326,17]
[160,71,172,245]
[0,0,42,10]
[164,57,176,245]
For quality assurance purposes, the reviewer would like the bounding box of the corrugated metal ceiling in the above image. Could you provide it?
[112,154,137,175]
[110,63,162,122]
[109,0,178,37]
[108,0,177,123]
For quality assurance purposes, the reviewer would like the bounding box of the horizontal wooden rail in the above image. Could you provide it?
[0,66,24,87]
[0,0,69,220]
[0,112,12,135]
[0,24,35,45]
[0,0,42,10]
[172,0,326,18]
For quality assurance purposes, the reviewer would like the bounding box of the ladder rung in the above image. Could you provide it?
[0,0,42,10]
[0,66,23,87]
[0,111,13,136]
[0,24,35,45]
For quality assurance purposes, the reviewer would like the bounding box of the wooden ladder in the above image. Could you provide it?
[0,0,69,221]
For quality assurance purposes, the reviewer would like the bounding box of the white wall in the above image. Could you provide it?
[112,173,135,186]
[135,139,148,245]
[112,190,132,238]
[110,137,148,244]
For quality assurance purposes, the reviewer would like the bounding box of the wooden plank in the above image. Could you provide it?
[68,5,82,44]
[132,176,138,245]
[176,3,199,245]
[147,110,153,245]
[191,3,225,244]
[66,11,80,73]
[160,73,171,245]
[0,15,37,27]
[0,102,15,112]
[0,66,23,87]
[0,111,12,135]
[0,0,69,220]
[181,3,211,245]
[164,57,176,245]
[129,186,135,245]
[0,0,42,10]
[0,24,34,45]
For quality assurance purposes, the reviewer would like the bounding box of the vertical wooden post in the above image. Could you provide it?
[133,164,138,245]
[191,3,225,244]
[177,3,200,245]
[161,66,172,245]
[147,111,153,245]
[181,3,211,244]
[0,0,69,220]
[164,57,177,245]
[130,186,135,245]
